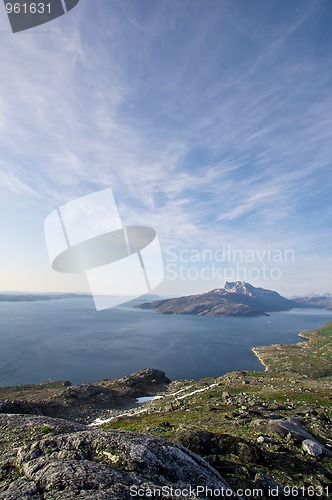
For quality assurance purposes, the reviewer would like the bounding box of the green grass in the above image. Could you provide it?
[0,381,65,400]
[40,425,53,435]
[254,321,332,378]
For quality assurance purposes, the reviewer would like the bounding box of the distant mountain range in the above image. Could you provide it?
[0,293,91,302]
[292,294,332,310]
[136,281,332,317]
[1,287,331,314]
[0,293,160,306]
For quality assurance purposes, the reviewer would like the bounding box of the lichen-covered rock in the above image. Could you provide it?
[116,368,171,388]
[0,478,40,499]
[173,430,221,457]
[174,430,265,464]
[268,418,318,443]
[0,400,63,417]
[0,413,85,435]
[63,384,114,403]
[254,473,285,497]
[302,439,324,457]
[0,425,236,499]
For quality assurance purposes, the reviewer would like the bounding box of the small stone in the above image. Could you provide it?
[268,403,286,411]
[302,439,324,457]
[257,436,276,444]
[222,391,230,400]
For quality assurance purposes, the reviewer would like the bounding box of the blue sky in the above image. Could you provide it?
[0,0,331,296]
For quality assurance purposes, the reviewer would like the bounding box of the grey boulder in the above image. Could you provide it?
[0,428,237,499]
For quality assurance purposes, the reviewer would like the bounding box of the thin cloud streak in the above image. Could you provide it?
[0,0,331,293]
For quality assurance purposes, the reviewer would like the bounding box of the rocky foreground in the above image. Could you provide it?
[0,323,332,498]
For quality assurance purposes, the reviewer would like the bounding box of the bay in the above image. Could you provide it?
[0,298,331,387]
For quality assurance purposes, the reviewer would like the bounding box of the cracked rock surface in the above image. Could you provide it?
[0,415,235,499]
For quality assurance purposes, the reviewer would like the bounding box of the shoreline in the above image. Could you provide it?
[0,331,318,390]
[1,307,331,389]
[251,329,311,372]
[250,322,332,378]
[251,347,269,371]
[0,322,328,392]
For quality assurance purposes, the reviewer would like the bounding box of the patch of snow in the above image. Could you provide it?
[136,396,163,404]
[89,382,220,428]
[176,383,219,400]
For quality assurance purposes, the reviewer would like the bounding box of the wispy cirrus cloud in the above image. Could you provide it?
[0,0,331,293]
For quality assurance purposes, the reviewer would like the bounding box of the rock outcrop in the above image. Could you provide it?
[0,415,236,499]
[0,369,172,424]
[114,368,171,390]
[0,400,63,418]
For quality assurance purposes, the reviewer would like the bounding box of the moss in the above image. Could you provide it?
[40,425,53,435]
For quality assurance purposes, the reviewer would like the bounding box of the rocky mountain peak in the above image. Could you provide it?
[224,281,255,296]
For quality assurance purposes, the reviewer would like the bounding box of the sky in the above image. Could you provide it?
[0,0,331,297]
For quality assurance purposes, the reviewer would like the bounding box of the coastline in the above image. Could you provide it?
[251,347,269,371]
[251,329,311,372]
[1,302,331,387]
[251,321,332,378]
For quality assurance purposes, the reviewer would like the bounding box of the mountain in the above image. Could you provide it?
[136,281,297,316]
[0,293,91,302]
[293,294,332,310]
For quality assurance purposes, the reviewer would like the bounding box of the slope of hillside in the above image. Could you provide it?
[136,281,296,316]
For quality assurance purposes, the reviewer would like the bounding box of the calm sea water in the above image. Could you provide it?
[0,298,331,387]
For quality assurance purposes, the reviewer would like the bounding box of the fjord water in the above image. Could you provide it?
[0,298,331,387]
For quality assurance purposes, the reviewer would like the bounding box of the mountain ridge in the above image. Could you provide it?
[136,281,299,316]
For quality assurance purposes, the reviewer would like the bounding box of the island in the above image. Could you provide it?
[136,281,300,316]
